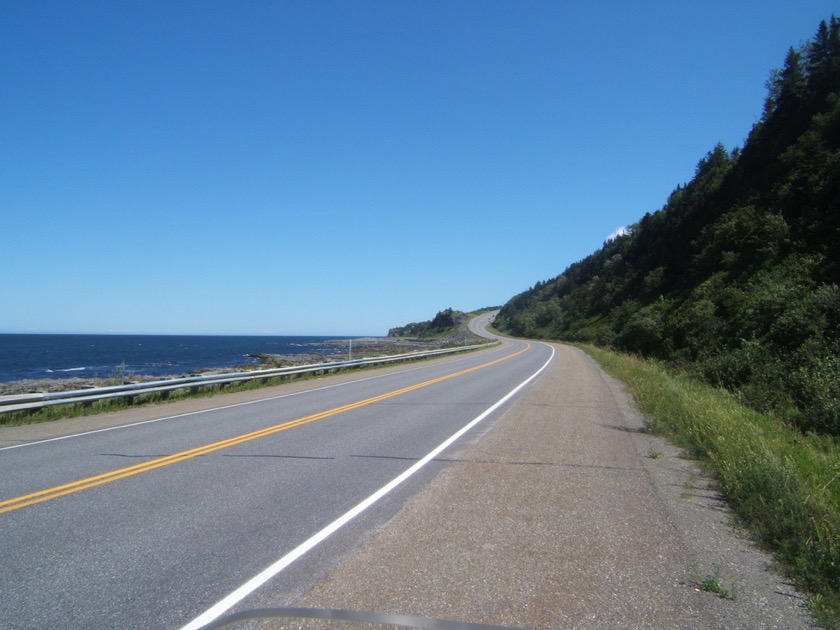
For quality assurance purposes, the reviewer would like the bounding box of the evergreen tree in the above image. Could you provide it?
[495,15,840,434]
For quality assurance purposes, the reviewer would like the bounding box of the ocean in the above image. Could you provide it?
[0,334,357,383]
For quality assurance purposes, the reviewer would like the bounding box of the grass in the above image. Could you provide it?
[694,562,734,599]
[580,345,840,627]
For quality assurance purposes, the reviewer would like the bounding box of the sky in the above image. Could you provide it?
[1,1,837,336]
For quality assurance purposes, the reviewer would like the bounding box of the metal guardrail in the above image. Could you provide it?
[0,343,494,415]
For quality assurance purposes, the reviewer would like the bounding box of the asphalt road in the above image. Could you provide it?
[262,340,814,630]
[0,319,552,629]
[258,345,815,630]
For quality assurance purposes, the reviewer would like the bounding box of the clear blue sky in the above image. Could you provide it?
[2,1,836,336]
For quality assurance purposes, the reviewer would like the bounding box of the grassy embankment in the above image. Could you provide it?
[582,345,840,627]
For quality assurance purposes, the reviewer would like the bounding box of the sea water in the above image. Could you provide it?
[0,334,357,383]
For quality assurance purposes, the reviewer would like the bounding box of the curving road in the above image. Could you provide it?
[0,316,553,629]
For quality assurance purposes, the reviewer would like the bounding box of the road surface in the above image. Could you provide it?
[261,339,814,629]
[0,315,814,628]
[0,316,550,629]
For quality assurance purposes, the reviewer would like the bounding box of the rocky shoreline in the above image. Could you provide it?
[0,336,475,396]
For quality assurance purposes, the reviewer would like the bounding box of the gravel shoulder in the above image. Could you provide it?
[264,343,815,629]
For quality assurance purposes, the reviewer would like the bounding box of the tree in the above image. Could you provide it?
[494,15,840,434]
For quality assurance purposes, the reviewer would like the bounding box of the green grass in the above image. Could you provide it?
[694,562,734,599]
[581,345,840,627]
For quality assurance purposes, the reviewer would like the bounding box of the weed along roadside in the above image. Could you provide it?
[582,344,840,627]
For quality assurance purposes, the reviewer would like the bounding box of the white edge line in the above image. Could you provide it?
[0,349,501,452]
[180,343,555,630]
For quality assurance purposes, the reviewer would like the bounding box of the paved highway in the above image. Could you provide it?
[0,317,553,629]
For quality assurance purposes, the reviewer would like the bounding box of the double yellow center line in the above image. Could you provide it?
[1,344,529,515]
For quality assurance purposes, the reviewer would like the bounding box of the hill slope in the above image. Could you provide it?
[496,17,840,435]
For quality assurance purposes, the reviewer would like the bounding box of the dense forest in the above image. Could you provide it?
[496,17,840,435]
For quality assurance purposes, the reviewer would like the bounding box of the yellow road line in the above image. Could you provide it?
[0,344,530,514]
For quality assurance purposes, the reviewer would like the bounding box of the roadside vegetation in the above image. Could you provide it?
[495,17,840,437]
[583,345,840,626]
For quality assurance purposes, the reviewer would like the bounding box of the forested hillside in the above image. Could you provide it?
[387,308,469,338]
[496,17,840,435]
